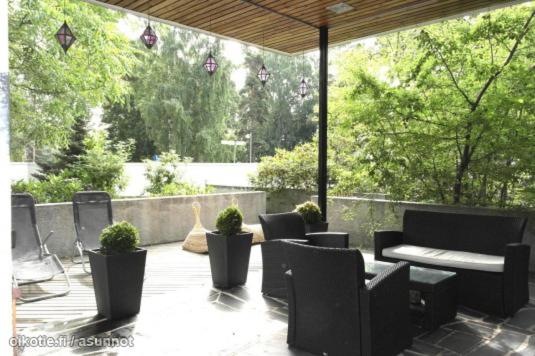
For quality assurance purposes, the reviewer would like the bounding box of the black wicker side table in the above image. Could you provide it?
[365,259,457,330]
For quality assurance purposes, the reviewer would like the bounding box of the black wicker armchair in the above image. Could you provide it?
[258,212,349,298]
[283,241,412,356]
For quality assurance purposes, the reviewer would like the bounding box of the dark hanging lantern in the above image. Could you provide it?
[257,32,270,86]
[203,11,217,76]
[56,21,76,53]
[140,24,158,49]
[297,51,308,98]
[140,1,157,49]
[298,78,308,98]
[257,64,270,86]
[203,51,218,75]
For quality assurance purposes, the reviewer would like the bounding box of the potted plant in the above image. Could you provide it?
[206,206,253,289]
[88,221,146,320]
[295,201,328,233]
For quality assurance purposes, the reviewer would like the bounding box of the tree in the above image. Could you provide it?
[133,27,238,162]
[102,94,157,161]
[329,4,535,207]
[8,0,137,160]
[237,49,318,161]
[33,114,88,180]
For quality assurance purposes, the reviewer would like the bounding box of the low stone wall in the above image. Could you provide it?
[317,196,535,272]
[36,191,266,258]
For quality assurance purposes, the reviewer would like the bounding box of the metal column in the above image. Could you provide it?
[318,26,328,221]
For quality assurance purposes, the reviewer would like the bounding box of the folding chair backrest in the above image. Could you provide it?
[72,192,113,251]
[11,194,42,261]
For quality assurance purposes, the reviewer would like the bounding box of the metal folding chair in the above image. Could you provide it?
[72,191,113,274]
[12,193,71,303]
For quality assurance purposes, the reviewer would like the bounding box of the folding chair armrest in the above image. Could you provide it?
[43,231,54,244]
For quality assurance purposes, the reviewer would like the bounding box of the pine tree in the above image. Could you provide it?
[33,115,88,180]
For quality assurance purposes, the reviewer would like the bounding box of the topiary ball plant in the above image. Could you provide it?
[216,206,243,237]
[100,221,140,255]
[294,201,322,224]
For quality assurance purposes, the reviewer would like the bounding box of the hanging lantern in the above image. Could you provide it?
[55,21,76,53]
[257,64,270,86]
[298,78,308,98]
[140,24,158,49]
[203,51,218,75]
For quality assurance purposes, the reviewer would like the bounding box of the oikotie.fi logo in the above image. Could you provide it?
[9,335,135,348]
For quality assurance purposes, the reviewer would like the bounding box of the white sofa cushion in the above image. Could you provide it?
[382,244,505,273]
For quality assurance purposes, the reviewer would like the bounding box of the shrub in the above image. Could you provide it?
[11,174,83,204]
[215,206,243,237]
[294,201,322,224]
[144,151,211,196]
[250,142,318,192]
[73,131,131,196]
[159,182,214,196]
[99,221,140,255]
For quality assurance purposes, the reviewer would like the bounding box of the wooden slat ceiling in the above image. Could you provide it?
[94,0,523,54]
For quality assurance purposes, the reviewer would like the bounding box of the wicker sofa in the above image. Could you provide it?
[258,212,348,298]
[374,209,529,317]
[283,241,412,356]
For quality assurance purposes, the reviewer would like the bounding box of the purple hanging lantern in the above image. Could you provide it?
[55,21,76,53]
[298,78,308,98]
[140,24,158,49]
[257,64,270,86]
[203,51,218,75]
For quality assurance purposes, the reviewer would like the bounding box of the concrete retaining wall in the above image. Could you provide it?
[36,191,266,258]
[319,196,535,272]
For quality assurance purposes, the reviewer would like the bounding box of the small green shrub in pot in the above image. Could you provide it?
[89,220,146,320]
[294,201,322,224]
[99,221,140,255]
[216,206,243,237]
[207,205,252,289]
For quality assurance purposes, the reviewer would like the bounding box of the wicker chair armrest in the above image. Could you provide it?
[503,243,531,315]
[374,230,403,260]
[360,261,411,355]
[306,232,349,248]
[365,261,410,294]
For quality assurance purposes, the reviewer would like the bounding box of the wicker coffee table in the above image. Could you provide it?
[365,259,457,330]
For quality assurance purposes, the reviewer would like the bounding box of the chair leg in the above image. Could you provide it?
[16,272,71,304]
[72,242,91,274]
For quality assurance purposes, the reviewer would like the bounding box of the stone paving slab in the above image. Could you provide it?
[15,244,535,355]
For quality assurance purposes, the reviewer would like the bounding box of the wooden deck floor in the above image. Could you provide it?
[16,241,262,331]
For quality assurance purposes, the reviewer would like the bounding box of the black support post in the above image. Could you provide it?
[318,26,328,221]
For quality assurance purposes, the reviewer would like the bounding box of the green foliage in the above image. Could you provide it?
[328,5,535,207]
[251,142,318,192]
[159,182,214,196]
[294,201,322,224]
[99,221,140,255]
[73,131,131,195]
[33,115,88,180]
[144,151,211,196]
[133,28,238,162]
[260,4,535,208]
[9,0,136,160]
[236,49,317,161]
[215,206,243,237]
[11,174,83,204]
[102,94,157,162]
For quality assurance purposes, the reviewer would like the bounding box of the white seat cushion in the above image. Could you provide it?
[382,244,505,273]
